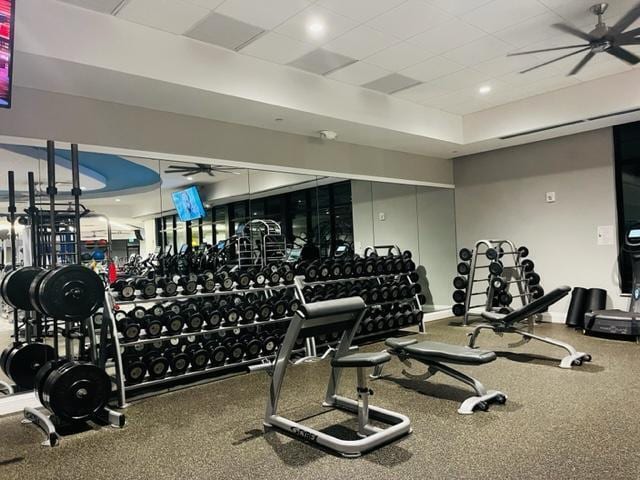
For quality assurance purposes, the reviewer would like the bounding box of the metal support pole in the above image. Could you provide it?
[46,140,60,358]
[70,144,82,264]
[7,171,19,344]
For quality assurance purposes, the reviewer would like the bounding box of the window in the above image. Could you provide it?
[614,121,640,293]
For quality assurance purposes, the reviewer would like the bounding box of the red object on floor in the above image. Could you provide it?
[108,261,117,284]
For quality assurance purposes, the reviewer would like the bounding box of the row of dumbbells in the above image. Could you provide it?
[120,327,302,384]
[105,290,302,342]
[111,264,296,301]
[296,251,415,283]
[302,277,424,305]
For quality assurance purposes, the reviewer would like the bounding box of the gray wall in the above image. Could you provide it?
[351,180,457,310]
[454,128,623,315]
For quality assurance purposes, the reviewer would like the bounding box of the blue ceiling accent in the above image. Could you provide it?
[0,144,161,196]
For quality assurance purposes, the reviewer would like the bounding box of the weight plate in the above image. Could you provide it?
[210,345,228,366]
[6,343,56,389]
[170,353,190,374]
[28,268,52,314]
[35,358,68,406]
[1,266,44,310]
[0,344,13,375]
[43,361,111,422]
[124,359,147,384]
[147,357,170,379]
[38,265,104,321]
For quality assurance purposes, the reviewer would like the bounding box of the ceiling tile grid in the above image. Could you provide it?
[60,0,640,115]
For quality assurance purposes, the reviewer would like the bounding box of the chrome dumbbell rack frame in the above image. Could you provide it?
[462,239,532,326]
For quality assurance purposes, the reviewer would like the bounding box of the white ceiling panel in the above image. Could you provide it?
[362,73,422,94]
[58,0,124,14]
[327,61,390,85]
[441,35,513,67]
[240,32,315,64]
[274,5,357,45]
[288,48,356,75]
[425,0,493,17]
[186,12,265,50]
[407,18,488,56]
[118,0,210,34]
[473,53,540,77]
[367,0,453,40]
[445,99,492,115]
[461,0,548,33]
[427,68,493,93]
[316,0,406,23]
[324,25,398,60]
[493,11,566,48]
[574,59,632,82]
[185,0,225,9]
[215,0,310,30]
[393,82,450,104]
[364,42,432,72]
[400,55,464,82]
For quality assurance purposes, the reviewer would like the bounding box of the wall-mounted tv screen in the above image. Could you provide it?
[172,186,206,222]
[0,0,15,108]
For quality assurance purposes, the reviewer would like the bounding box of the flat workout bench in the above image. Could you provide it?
[373,338,506,414]
[260,297,411,458]
[468,286,592,369]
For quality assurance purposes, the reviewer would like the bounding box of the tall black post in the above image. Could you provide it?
[70,144,82,264]
[7,171,18,345]
[27,172,43,341]
[46,140,59,358]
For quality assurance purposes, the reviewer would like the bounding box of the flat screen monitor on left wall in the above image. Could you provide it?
[0,0,15,108]
[172,186,206,222]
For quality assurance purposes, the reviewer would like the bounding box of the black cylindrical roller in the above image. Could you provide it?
[565,287,588,328]
[586,288,606,313]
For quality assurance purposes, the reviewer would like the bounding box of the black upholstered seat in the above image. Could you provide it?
[331,351,392,368]
[385,338,496,365]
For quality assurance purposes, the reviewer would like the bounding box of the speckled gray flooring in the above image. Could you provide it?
[1,319,639,480]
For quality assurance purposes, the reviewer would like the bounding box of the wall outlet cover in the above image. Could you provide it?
[378,212,385,221]
[545,191,556,203]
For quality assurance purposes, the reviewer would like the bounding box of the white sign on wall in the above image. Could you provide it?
[597,225,614,246]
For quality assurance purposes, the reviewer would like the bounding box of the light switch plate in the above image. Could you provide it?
[545,192,556,203]
[378,212,385,221]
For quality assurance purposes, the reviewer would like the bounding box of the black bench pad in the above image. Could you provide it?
[331,351,392,368]
[385,338,496,365]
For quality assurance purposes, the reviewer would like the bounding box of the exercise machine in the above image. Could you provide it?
[258,297,411,458]
[468,286,592,369]
[584,224,640,339]
[372,338,506,414]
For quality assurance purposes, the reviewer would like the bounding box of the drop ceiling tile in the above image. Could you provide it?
[441,35,512,67]
[393,82,449,104]
[400,56,464,82]
[426,91,488,110]
[574,59,632,82]
[445,99,492,115]
[517,74,581,97]
[274,5,358,45]
[240,32,315,64]
[460,0,548,33]
[215,0,310,30]
[186,12,265,50]
[425,0,494,16]
[316,0,405,22]
[473,54,541,76]
[493,11,566,48]
[499,64,562,87]
[367,1,453,40]
[362,73,422,94]
[118,0,210,34]
[324,25,398,60]
[365,42,432,72]
[288,48,356,75]
[58,0,124,14]
[426,68,493,92]
[327,61,390,85]
[407,18,487,56]
[185,0,225,9]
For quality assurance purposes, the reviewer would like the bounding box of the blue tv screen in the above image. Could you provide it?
[0,0,15,108]
[172,186,206,222]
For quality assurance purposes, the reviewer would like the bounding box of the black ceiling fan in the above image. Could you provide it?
[163,163,241,177]
[508,2,640,75]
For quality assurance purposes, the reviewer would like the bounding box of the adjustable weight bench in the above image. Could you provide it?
[259,297,411,458]
[468,286,592,369]
[372,339,506,414]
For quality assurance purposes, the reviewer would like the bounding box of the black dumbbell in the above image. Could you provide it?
[176,275,198,295]
[452,290,466,303]
[457,262,471,275]
[222,337,244,363]
[459,248,473,261]
[141,314,163,338]
[197,273,216,293]
[256,302,272,322]
[148,304,165,318]
[234,270,251,289]
[287,297,301,316]
[165,302,182,316]
[280,264,295,284]
[526,271,541,286]
[217,272,234,291]
[163,346,190,375]
[530,285,544,299]
[144,349,170,379]
[452,304,465,316]
[250,268,267,287]
[242,334,262,359]
[219,304,238,326]
[260,332,278,355]
[498,292,513,306]
[185,341,209,370]
[135,277,157,299]
[521,259,535,273]
[352,259,365,277]
[185,311,204,332]
[118,317,140,342]
[112,279,135,301]
[269,296,288,319]
[123,355,147,384]
[265,265,281,285]
[207,341,229,366]
[164,313,185,335]
[156,277,178,297]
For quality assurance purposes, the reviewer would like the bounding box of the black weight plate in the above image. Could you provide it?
[147,356,170,379]
[35,358,67,406]
[39,265,104,321]
[170,352,190,374]
[190,349,209,370]
[6,342,56,389]
[29,268,52,314]
[124,360,147,384]
[43,362,111,422]
[210,345,228,366]
[0,343,17,375]
[1,266,44,310]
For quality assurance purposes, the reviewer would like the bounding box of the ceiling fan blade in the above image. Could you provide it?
[519,46,592,74]
[165,166,192,171]
[568,51,595,75]
[619,38,640,45]
[609,3,640,35]
[606,45,640,65]
[620,26,640,38]
[508,44,590,56]
[206,171,216,177]
[552,23,594,41]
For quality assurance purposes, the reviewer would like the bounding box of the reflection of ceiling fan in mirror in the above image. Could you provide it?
[163,163,241,177]
[509,2,640,75]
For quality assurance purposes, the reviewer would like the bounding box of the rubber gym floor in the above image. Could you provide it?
[0,319,638,480]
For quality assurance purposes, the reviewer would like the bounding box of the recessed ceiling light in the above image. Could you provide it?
[187,176,194,181]
[307,21,325,36]
[478,85,492,95]
[115,198,121,202]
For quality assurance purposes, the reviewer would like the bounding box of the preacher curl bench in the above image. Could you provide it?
[468,286,592,369]
[258,297,411,458]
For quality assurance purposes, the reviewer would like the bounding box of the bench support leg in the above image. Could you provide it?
[513,329,592,369]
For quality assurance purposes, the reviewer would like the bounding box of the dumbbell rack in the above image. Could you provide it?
[97,282,306,407]
[294,270,425,356]
[461,239,532,326]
